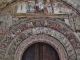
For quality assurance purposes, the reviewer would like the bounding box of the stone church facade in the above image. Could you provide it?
[0,0,80,60]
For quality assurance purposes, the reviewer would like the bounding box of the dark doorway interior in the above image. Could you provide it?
[22,43,60,60]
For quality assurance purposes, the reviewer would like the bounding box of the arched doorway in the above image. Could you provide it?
[1,18,79,60]
[22,43,60,60]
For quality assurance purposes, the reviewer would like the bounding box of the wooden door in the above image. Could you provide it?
[22,43,59,60]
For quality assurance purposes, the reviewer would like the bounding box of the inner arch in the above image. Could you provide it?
[22,42,60,60]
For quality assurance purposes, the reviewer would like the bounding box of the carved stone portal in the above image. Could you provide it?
[0,17,80,60]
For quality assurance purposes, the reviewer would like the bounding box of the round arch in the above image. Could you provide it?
[0,18,80,60]
[14,34,68,60]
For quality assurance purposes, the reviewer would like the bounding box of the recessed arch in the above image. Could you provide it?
[14,34,68,60]
[22,42,60,60]
[0,18,80,60]
[13,27,75,60]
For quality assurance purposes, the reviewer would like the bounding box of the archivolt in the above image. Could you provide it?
[0,18,80,60]
[13,27,76,60]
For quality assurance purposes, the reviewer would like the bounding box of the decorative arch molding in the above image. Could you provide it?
[14,34,68,60]
[0,0,80,16]
[13,27,76,60]
[0,18,80,60]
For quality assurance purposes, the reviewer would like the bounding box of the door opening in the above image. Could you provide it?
[22,43,60,60]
